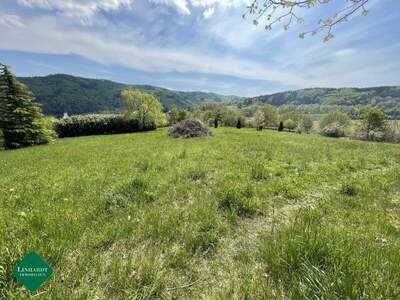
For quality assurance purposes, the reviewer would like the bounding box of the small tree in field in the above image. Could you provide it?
[285,119,296,130]
[320,110,350,129]
[299,114,313,133]
[121,88,166,129]
[278,121,284,131]
[236,118,242,129]
[198,103,225,128]
[168,107,191,125]
[319,110,350,138]
[0,64,54,149]
[254,110,264,130]
[361,107,387,140]
[260,104,279,127]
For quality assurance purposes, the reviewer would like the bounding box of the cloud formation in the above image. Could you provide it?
[18,0,133,20]
[0,13,25,28]
[18,0,248,19]
[1,0,398,95]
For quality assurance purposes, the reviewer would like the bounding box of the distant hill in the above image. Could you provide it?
[18,74,400,118]
[19,74,242,116]
[243,87,400,118]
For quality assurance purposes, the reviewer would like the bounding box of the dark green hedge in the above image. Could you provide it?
[54,114,155,138]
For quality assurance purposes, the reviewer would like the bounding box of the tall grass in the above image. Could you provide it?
[0,128,399,299]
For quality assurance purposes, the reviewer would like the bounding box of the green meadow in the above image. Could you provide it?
[1,128,399,299]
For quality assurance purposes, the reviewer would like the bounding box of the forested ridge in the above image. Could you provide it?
[19,74,241,116]
[19,74,400,118]
[244,87,400,118]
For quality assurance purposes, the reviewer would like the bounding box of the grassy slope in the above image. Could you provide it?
[0,128,399,299]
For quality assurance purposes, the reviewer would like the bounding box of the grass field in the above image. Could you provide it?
[1,128,399,299]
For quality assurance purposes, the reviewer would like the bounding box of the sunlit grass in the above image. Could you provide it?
[1,128,399,299]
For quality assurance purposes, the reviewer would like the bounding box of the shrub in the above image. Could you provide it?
[361,107,387,132]
[319,110,350,130]
[355,107,389,141]
[299,115,313,133]
[320,123,346,138]
[278,121,284,132]
[169,118,212,138]
[36,117,58,143]
[383,121,400,143]
[167,107,191,125]
[355,127,386,142]
[54,114,154,138]
[245,118,254,128]
[352,121,400,143]
[236,118,242,129]
[285,119,296,130]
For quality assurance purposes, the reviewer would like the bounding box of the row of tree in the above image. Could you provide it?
[167,103,313,133]
[318,108,397,142]
[166,101,398,143]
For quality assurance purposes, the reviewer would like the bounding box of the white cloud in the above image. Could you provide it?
[0,15,307,86]
[18,0,249,19]
[203,7,215,19]
[17,0,134,23]
[0,13,25,28]
[204,13,285,50]
[4,0,400,93]
[149,0,191,15]
[148,0,249,15]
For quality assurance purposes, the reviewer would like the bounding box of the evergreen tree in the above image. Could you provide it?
[0,64,53,149]
[278,121,284,131]
[236,118,242,129]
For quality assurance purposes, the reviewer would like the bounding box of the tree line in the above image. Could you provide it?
[1,65,398,150]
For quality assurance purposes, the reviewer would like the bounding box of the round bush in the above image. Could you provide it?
[285,119,297,130]
[320,123,346,138]
[169,118,212,138]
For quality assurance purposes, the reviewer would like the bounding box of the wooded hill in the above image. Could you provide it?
[243,87,400,118]
[19,74,400,118]
[19,74,242,116]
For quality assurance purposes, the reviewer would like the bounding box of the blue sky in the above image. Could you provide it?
[0,0,399,96]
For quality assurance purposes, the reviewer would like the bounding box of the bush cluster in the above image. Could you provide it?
[320,123,347,138]
[55,114,155,138]
[352,123,400,143]
[169,118,212,138]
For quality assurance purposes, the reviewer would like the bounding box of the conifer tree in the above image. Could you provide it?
[0,64,53,149]
[278,121,284,132]
[236,118,242,129]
